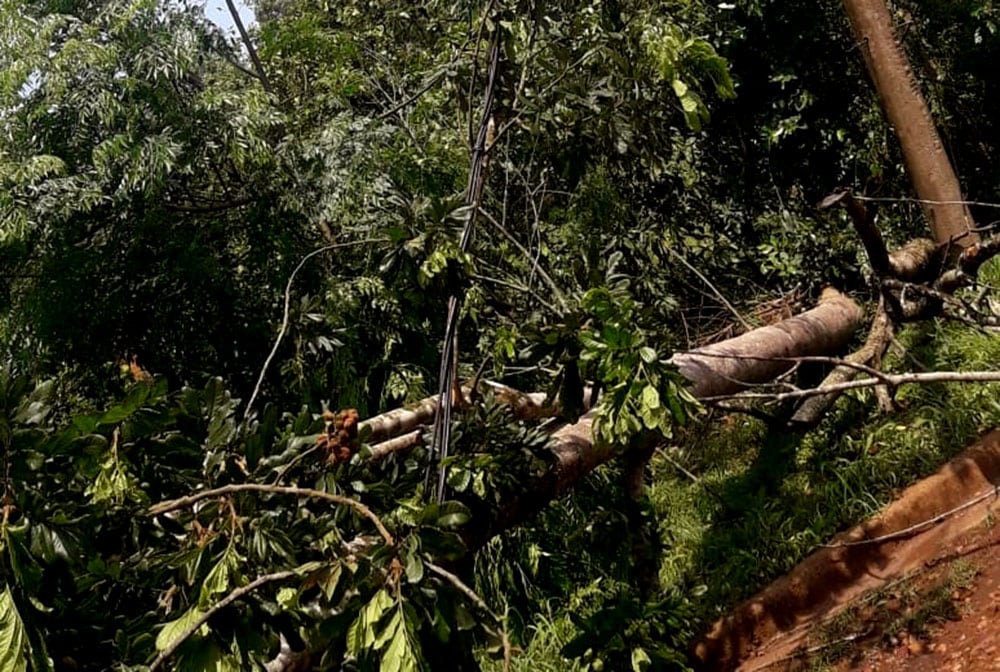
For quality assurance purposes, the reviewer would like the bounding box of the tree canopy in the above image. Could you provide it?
[2,0,1000,670]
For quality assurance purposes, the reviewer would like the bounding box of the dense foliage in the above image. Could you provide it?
[2,0,1000,669]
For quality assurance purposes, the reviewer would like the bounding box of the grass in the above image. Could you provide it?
[479,258,1000,670]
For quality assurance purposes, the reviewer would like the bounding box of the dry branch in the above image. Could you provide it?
[150,484,394,546]
[149,570,297,671]
[789,300,894,428]
[702,369,1000,404]
[362,381,593,446]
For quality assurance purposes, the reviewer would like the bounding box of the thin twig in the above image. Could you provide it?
[243,239,386,423]
[426,561,512,671]
[471,272,560,314]
[148,570,297,671]
[476,206,567,309]
[701,369,1000,404]
[821,484,999,548]
[270,444,320,486]
[855,195,1000,209]
[149,483,394,546]
[377,70,448,121]
[666,247,753,332]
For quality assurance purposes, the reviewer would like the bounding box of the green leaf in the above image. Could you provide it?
[403,546,424,584]
[199,547,238,607]
[317,562,344,602]
[631,647,652,672]
[346,589,394,657]
[276,587,298,610]
[640,385,660,410]
[0,585,29,672]
[433,501,471,528]
[2,524,42,595]
[381,608,421,672]
[155,604,208,652]
[202,378,237,453]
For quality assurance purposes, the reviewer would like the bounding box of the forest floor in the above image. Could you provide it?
[692,430,1000,672]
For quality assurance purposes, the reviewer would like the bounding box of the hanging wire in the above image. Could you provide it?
[424,24,502,503]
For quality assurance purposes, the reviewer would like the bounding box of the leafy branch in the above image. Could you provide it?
[149,484,395,546]
[148,570,297,671]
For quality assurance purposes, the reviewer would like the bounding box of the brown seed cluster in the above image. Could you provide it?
[318,408,359,465]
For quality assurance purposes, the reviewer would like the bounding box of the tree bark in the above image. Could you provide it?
[842,0,977,250]
[671,288,864,399]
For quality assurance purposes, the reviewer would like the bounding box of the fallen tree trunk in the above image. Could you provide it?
[362,292,864,451]
[264,291,868,670]
[361,383,569,443]
[670,288,864,399]
[463,291,864,547]
[789,300,893,428]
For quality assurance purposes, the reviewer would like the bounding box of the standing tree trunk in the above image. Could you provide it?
[843,0,978,251]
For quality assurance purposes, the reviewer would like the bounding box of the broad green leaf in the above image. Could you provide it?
[318,563,343,601]
[2,524,42,595]
[202,378,237,453]
[276,587,298,610]
[381,609,421,672]
[631,647,651,671]
[403,546,424,584]
[0,585,29,672]
[199,547,238,608]
[346,589,393,657]
[156,604,209,652]
[433,501,471,528]
[641,385,660,410]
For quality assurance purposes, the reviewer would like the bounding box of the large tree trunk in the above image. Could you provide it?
[670,288,863,399]
[362,291,864,448]
[462,291,863,548]
[843,0,977,250]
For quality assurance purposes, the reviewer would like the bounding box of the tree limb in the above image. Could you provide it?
[224,0,272,94]
[149,484,394,546]
[148,570,297,671]
[702,369,1000,404]
[789,299,894,428]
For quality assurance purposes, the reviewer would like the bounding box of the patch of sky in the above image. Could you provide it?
[202,0,257,34]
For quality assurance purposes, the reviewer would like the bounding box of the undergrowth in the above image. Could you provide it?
[479,259,1000,671]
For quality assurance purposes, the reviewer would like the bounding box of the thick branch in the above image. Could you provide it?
[789,301,894,428]
[362,382,594,445]
[671,288,864,398]
[225,0,271,94]
[820,189,890,276]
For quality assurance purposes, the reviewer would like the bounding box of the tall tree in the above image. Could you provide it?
[843,0,979,250]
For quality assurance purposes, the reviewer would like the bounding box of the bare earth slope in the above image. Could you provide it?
[692,429,1000,671]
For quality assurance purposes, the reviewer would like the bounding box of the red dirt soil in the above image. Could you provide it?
[692,429,1000,672]
[843,521,1000,672]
